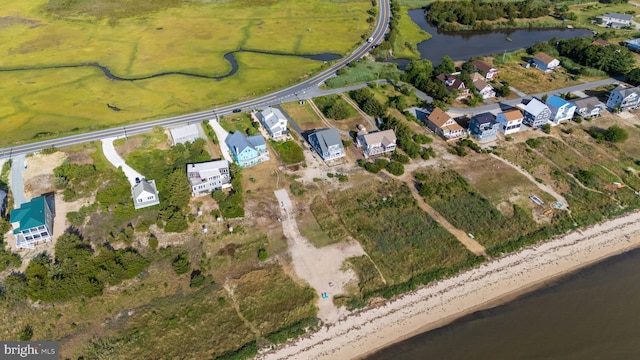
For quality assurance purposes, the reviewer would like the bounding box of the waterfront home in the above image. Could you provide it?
[436,74,471,100]
[496,109,524,135]
[226,132,270,167]
[257,107,288,139]
[308,128,345,161]
[10,196,54,249]
[187,160,231,197]
[170,124,200,145]
[606,85,640,111]
[425,107,466,140]
[522,98,551,127]
[546,96,577,125]
[356,129,397,158]
[532,52,560,72]
[132,178,160,210]
[598,13,632,28]
[469,112,499,141]
[569,97,603,119]
[473,79,496,99]
[471,60,498,80]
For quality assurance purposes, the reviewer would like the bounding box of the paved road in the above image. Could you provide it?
[0,0,390,161]
[10,154,27,208]
[101,138,144,186]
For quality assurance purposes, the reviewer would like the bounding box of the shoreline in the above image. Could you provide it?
[256,210,640,360]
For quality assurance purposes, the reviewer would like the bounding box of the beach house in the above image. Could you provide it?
[425,107,466,140]
[226,132,270,167]
[532,52,560,72]
[471,60,499,80]
[356,129,397,158]
[473,79,496,99]
[598,13,632,28]
[308,128,345,161]
[570,97,603,119]
[10,196,54,249]
[606,85,640,112]
[469,112,499,142]
[496,109,524,135]
[170,124,200,145]
[436,74,471,100]
[131,178,160,209]
[522,98,551,127]
[187,160,231,197]
[546,96,577,125]
[257,107,288,139]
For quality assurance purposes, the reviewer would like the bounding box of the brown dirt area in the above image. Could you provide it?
[23,152,66,199]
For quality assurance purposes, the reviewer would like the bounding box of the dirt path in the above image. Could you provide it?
[274,189,368,323]
[306,99,350,136]
[394,172,487,257]
[339,94,378,131]
[490,154,570,207]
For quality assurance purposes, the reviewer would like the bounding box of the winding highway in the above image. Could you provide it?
[0,0,391,160]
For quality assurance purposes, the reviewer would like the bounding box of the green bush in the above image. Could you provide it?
[391,152,410,164]
[257,248,268,261]
[526,138,542,148]
[172,252,191,275]
[189,270,206,288]
[148,234,158,249]
[385,161,405,176]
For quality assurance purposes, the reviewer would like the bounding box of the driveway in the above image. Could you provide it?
[10,154,28,208]
[101,138,144,186]
[207,119,233,163]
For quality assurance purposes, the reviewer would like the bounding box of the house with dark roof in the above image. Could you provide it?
[598,13,632,28]
[532,52,560,72]
[257,107,288,139]
[570,97,603,118]
[522,98,551,127]
[170,124,200,145]
[606,85,640,111]
[187,160,231,197]
[546,96,577,125]
[308,128,345,161]
[425,107,466,140]
[225,132,270,167]
[10,196,54,249]
[436,74,471,100]
[469,112,499,141]
[132,179,160,209]
[471,60,499,80]
[496,109,524,135]
[356,129,397,158]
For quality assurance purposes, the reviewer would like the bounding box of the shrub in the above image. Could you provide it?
[526,138,542,148]
[385,161,405,176]
[257,248,268,261]
[541,123,551,134]
[391,152,410,164]
[189,270,206,288]
[603,125,628,143]
[19,325,33,341]
[148,234,158,249]
[172,252,191,275]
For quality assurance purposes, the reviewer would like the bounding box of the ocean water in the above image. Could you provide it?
[365,248,640,360]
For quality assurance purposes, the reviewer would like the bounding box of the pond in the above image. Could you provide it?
[398,9,592,66]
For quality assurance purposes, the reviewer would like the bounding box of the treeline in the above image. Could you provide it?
[427,0,552,30]
[349,88,386,118]
[528,37,636,76]
[379,115,434,159]
[1,233,149,303]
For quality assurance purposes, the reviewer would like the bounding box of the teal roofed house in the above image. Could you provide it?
[10,196,54,249]
[225,132,270,167]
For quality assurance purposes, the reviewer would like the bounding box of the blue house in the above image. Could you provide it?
[546,96,576,125]
[225,132,270,167]
[532,52,560,72]
[469,112,499,141]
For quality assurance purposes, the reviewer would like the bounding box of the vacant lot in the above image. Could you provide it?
[0,0,373,146]
[270,140,305,165]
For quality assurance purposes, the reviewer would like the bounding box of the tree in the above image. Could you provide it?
[435,56,455,75]
[166,170,191,209]
[385,161,405,176]
[172,252,191,275]
[541,123,551,134]
[326,101,351,120]
[603,125,629,143]
[627,68,640,86]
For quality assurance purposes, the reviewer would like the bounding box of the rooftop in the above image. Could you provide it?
[427,107,452,128]
[472,112,496,125]
[471,59,494,74]
[10,196,48,234]
[534,52,556,64]
[602,12,633,21]
[226,132,266,154]
[570,96,601,109]
[362,129,397,147]
[524,98,549,116]
[546,95,570,108]
[170,124,199,141]
[311,128,343,152]
[500,109,524,121]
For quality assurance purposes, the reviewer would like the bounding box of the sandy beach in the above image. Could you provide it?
[256,210,640,360]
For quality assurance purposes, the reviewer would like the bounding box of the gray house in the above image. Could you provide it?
[606,86,640,111]
[570,97,603,118]
[308,128,345,161]
[257,108,288,139]
[132,179,160,209]
[522,98,551,127]
[170,124,200,145]
[187,160,231,197]
[598,13,632,28]
[469,112,499,141]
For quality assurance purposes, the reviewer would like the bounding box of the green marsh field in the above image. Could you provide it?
[0,0,373,146]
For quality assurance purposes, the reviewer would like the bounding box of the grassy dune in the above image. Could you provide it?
[0,0,373,145]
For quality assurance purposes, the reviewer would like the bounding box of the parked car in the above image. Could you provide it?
[232,109,242,113]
